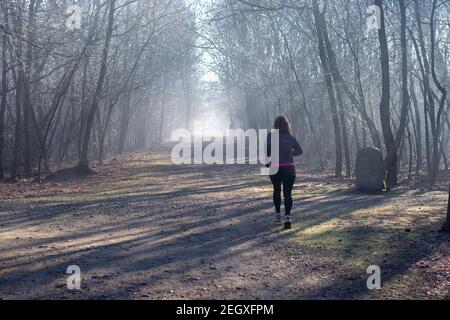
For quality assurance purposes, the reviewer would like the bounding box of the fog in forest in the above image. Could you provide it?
[1,0,450,301]
[0,0,449,186]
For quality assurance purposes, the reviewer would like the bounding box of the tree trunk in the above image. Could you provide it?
[441,186,450,233]
[78,59,89,159]
[22,0,37,175]
[410,77,422,174]
[78,0,116,172]
[376,0,397,187]
[22,74,32,174]
[245,89,259,130]
[118,92,131,154]
[0,8,7,180]
[11,72,24,179]
[312,0,343,177]
[319,9,351,176]
[158,88,166,142]
[429,0,447,183]
[413,0,436,180]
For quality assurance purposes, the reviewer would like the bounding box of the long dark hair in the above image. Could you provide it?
[274,116,292,133]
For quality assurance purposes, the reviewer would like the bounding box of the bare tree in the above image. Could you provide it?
[78,0,116,172]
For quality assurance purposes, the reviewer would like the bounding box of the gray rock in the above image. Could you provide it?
[355,147,385,191]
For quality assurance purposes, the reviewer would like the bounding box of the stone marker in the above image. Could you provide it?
[355,147,385,191]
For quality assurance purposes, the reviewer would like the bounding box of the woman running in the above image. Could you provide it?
[266,116,303,229]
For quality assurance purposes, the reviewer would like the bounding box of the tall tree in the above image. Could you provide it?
[312,0,343,177]
[78,0,116,172]
[441,186,450,233]
[429,0,448,183]
[0,0,7,179]
[376,0,398,186]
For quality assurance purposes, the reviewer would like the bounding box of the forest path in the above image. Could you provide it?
[0,148,449,299]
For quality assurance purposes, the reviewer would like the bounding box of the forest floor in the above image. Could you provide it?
[0,146,449,300]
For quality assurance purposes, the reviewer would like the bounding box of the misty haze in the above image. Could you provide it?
[0,0,449,302]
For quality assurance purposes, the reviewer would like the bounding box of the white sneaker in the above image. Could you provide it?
[284,215,292,229]
[274,213,282,223]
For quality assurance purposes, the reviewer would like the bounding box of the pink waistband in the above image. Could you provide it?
[272,163,295,167]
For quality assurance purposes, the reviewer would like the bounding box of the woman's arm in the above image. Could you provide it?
[292,137,303,156]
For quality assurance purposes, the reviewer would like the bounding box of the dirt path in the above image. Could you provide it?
[0,150,449,299]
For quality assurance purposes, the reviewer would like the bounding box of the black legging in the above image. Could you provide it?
[270,169,296,216]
